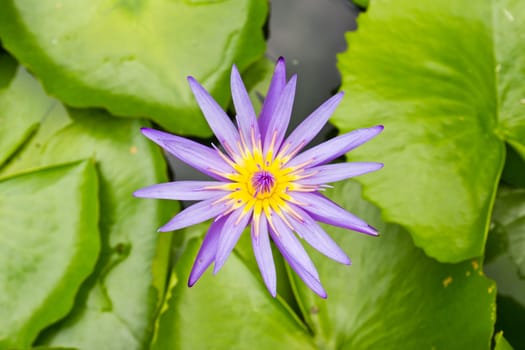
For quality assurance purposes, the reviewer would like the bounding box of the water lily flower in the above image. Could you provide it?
[134,57,383,298]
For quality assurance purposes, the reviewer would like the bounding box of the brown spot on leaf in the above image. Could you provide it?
[442,276,453,288]
[310,306,319,314]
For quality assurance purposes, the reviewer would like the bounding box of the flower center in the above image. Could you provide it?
[251,170,276,198]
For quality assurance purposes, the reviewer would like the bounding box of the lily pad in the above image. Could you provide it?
[0,0,268,136]
[151,237,316,350]
[31,347,77,350]
[289,181,496,349]
[490,187,525,276]
[0,53,55,167]
[1,70,177,349]
[501,144,525,188]
[485,186,525,349]
[333,0,525,262]
[352,0,369,8]
[494,331,514,350]
[0,161,99,349]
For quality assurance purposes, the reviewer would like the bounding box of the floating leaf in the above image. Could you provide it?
[0,161,99,349]
[501,144,525,188]
[0,0,268,136]
[494,331,514,350]
[334,0,525,262]
[290,181,496,349]
[151,236,315,350]
[352,0,369,8]
[1,68,177,349]
[485,186,525,349]
[0,54,55,167]
[490,187,525,276]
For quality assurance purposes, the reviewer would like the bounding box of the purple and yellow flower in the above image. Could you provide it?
[134,58,383,298]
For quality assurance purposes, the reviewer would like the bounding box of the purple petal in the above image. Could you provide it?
[285,261,326,299]
[188,217,226,286]
[134,181,230,200]
[231,65,260,148]
[285,204,350,265]
[270,214,319,279]
[287,125,384,169]
[280,92,344,158]
[251,215,276,297]
[269,215,326,298]
[263,75,297,155]
[297,162,384,185]
[141,128,234,181]
[291,192,378,236]
[187,77,241,156]
[213,207,252,273]
[259,57,286,140]
[158,195,229,232]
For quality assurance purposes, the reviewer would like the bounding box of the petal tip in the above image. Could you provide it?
[317,289,328,299]
[367,224,380,236]
[212,262,223,275]
[140,127,156,138]
[139,128,171,145]
[187,76,201,90]
[188,269,203,287]
[157,225,172,233]
[342,256,352,265]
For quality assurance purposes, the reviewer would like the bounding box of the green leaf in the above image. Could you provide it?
[334,0,525,262]
[0,54,56,168]
[494,331,514,350]
[0,161,99,349]
[492,295,525,350]
[290,180,496,349]
[352,0,369,8]
[35,112,175,349]
[1,75,177,348]
[234,227,304,318]
[501,144,525,188]
[490,187,525,276]
[485,186,525,349]
[151,236,315,350]
[0,0,268,136]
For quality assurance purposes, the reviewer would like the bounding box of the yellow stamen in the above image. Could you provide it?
[216,132,317,227]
